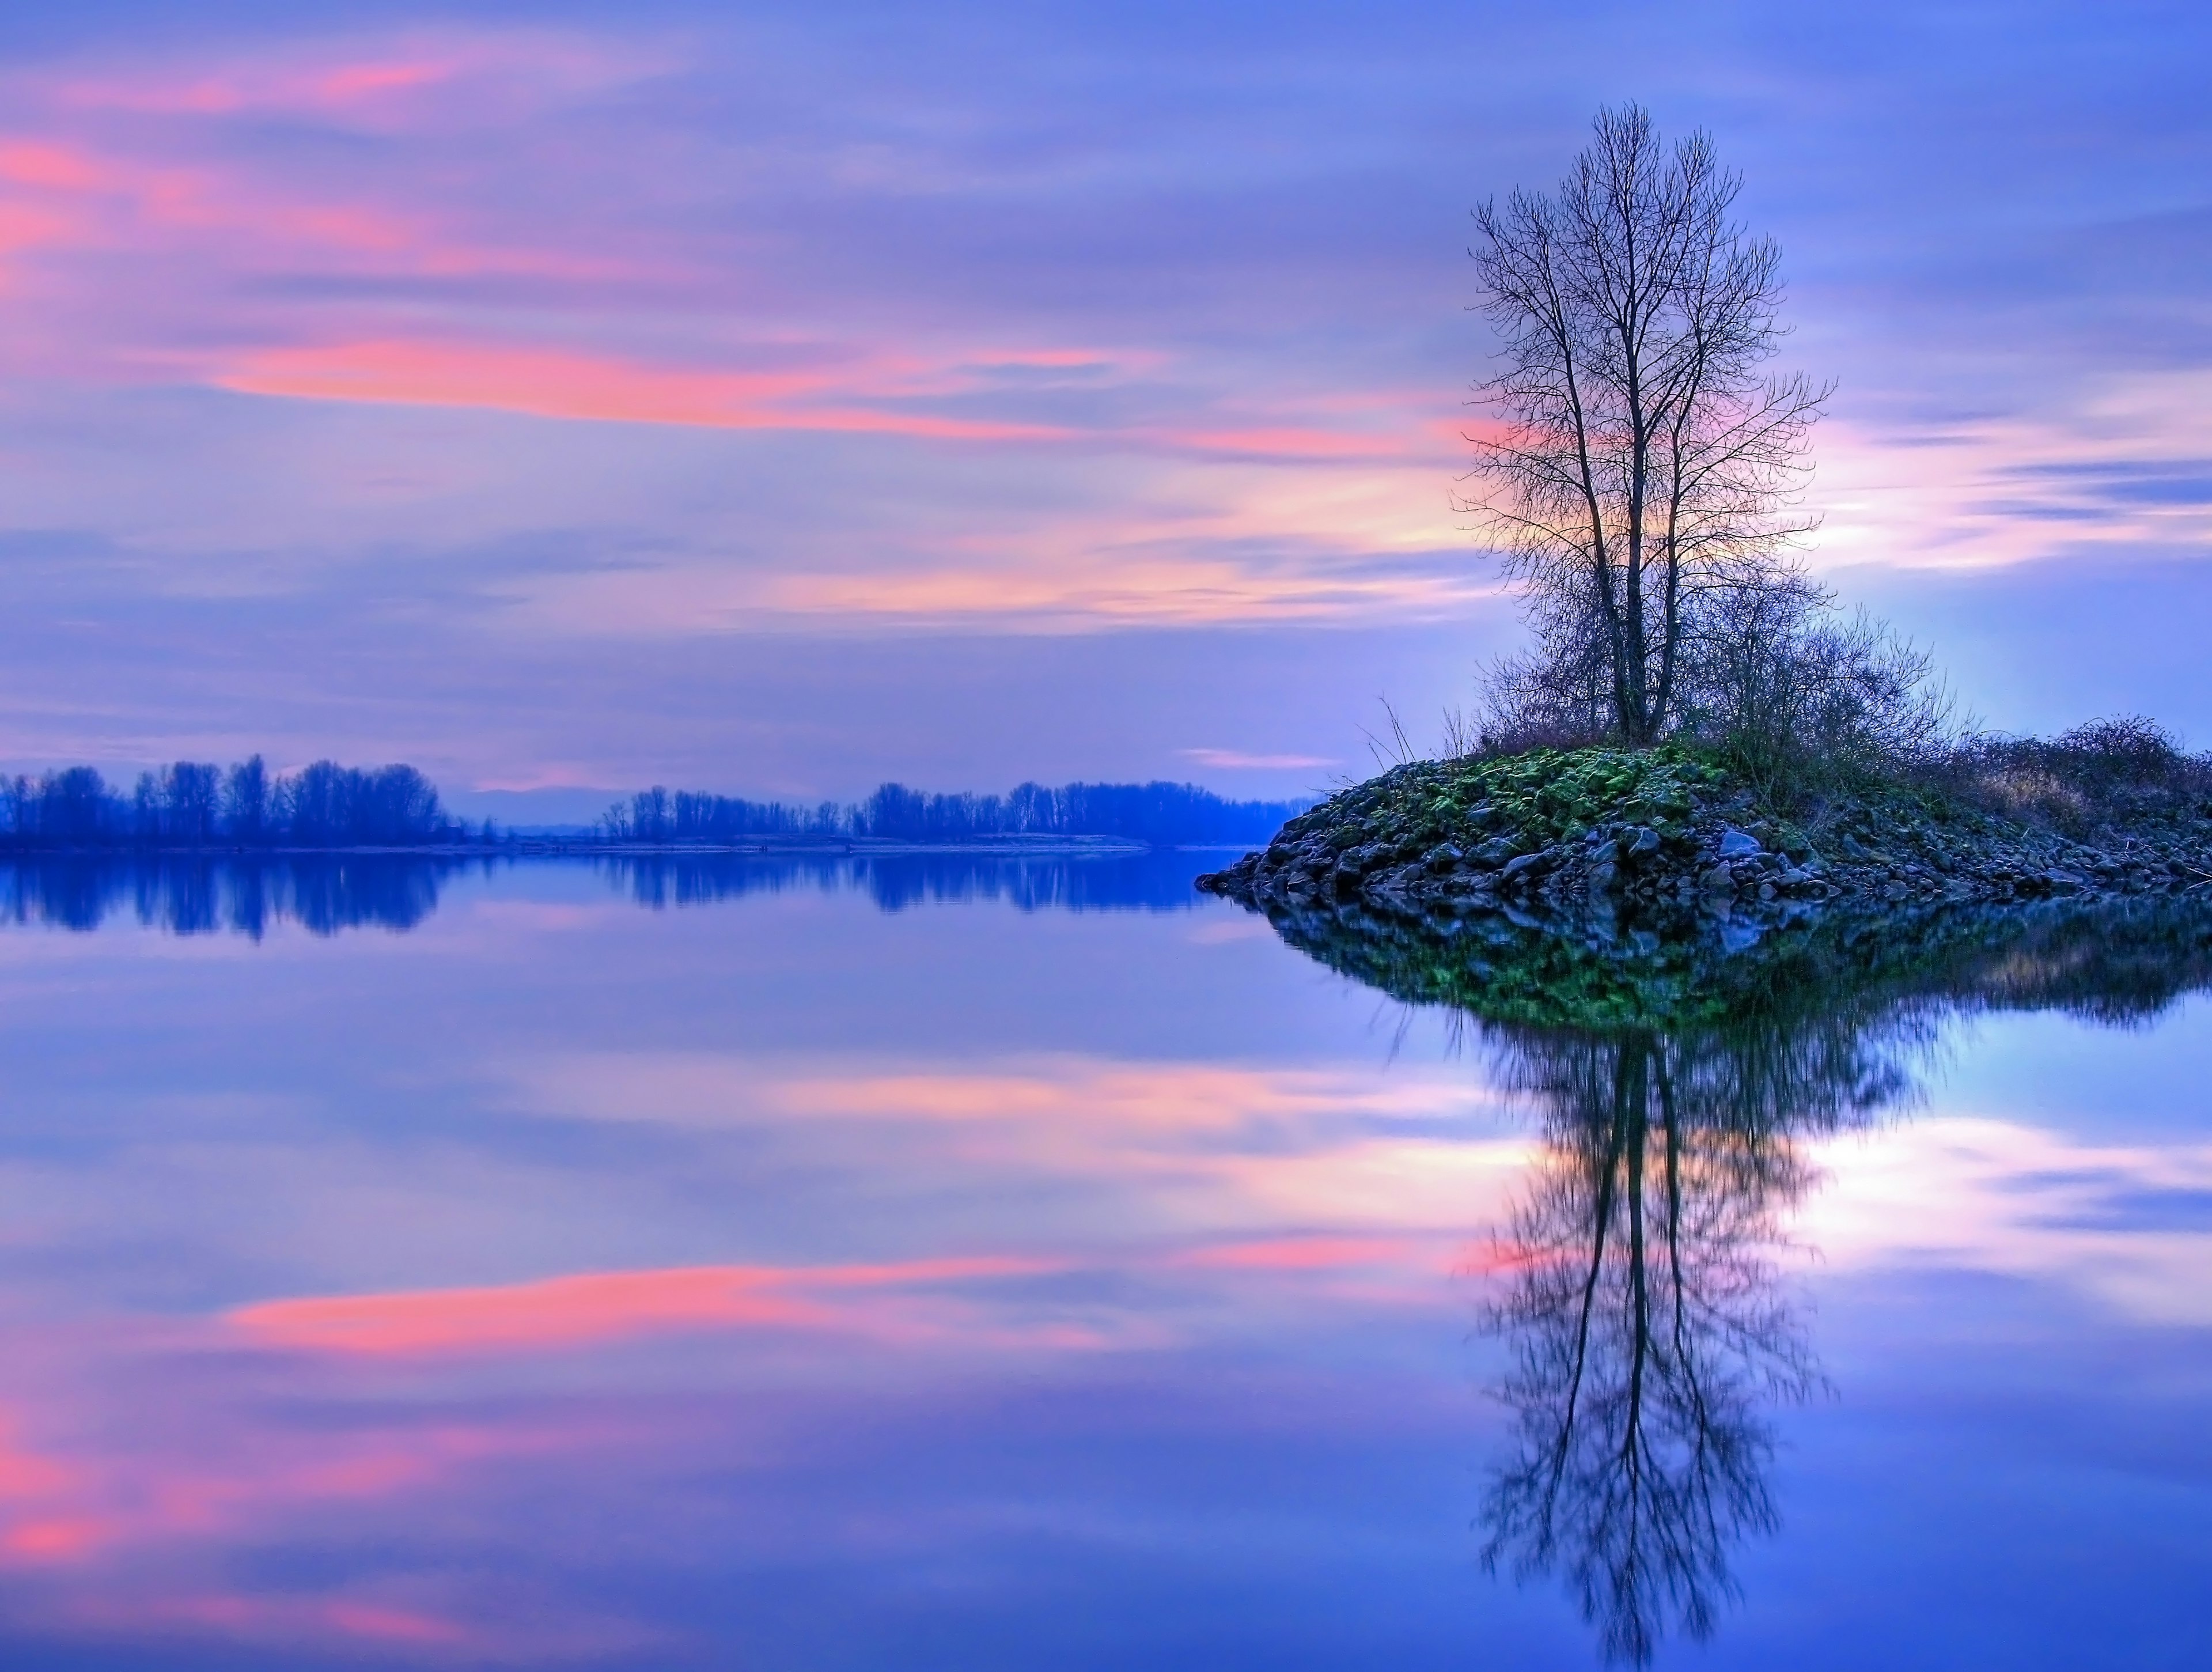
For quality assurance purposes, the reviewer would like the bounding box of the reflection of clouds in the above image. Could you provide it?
[516,1050,1498,1136]
[230,1254,1093,1356]
[1804,1117,2212,1323]
[0,1386,661,1659]
[66,1586,660,1662]
[0,1041,1508,1656]
[5,914,2207,1669]
[0,1406,561,1568]
[508,1051,1529,1230]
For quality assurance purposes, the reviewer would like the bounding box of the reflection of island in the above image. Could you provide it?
[1238,892,2212,1663]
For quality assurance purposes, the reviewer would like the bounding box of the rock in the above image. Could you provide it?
[1586,839,1619,867]
[1626,826,1661,858]
[1501,852,1548,884]
[1717,827,1764,860]
[1471,836,1521,868]
[1425,843,1464,872]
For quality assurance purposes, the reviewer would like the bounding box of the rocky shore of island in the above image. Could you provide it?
[1196,746,2212,921]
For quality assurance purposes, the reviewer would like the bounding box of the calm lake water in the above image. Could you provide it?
[3,854,2209,1669]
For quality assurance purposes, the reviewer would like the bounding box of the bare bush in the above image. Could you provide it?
[1679,583,1954,803]
[1458,565,1954,799]
[1936,717,2212,835]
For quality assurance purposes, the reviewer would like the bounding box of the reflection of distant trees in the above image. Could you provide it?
[1476,1016,1919,1663]
[600,852,1211,914]
[2,849,1227,935]
[1,857,472,936]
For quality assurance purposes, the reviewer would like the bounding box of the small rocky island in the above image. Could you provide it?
[1198,742,2212,920]
[1199,111,2212,943]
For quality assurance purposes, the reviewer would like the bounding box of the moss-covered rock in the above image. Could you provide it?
[1198,745,2212,921]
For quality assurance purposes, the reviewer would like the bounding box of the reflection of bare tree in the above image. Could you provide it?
[1243,891,2212,1661]
[1479,1018,1914,1665]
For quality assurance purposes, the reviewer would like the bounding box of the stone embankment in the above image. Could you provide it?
[1197,747,2212,920]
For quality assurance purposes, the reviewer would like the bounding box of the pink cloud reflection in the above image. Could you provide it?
[229,1253,1069,1356]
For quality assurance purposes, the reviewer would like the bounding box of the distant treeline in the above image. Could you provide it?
[603,780,1304,846]
[2,755,1306,851]
[1,758,474,850]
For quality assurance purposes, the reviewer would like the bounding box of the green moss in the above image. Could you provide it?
[1291,744,1749,865]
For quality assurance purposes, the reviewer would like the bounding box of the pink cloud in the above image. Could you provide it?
[1158,425,1419,462]
[60,59,456,119]
[0,22,1502,647]
[52,30,658,124]
[310,60,463,107]
[1176,1235,1415,1270]
[1179,747,1336,770]
[209,338,1073,441]
[3,1516,116,1562]
[0,142,113,193]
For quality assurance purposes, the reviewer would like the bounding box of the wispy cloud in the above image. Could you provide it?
[1179,747,1336,770]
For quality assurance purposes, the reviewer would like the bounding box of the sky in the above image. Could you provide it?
[0,0,2206,816]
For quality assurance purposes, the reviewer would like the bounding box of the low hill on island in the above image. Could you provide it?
[1199,729,2212,921]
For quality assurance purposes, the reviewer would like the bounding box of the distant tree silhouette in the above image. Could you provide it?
[5,759,1299,852]
[1,756,468,850]
[225,755,271,842]
[596,778,1302,847]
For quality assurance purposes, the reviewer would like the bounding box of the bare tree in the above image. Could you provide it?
[1463,104,1830,746]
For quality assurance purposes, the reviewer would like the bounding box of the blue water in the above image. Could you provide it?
[1,855,2207,1668]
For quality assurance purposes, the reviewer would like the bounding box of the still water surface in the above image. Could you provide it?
[2,854,2209,1668]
